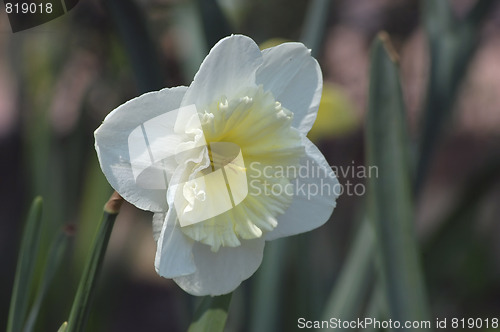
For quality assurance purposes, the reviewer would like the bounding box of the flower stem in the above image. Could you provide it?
[66,192,123,332]
[187,293,232,332]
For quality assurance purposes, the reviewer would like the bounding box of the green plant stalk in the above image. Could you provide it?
[66,192,123,332]
[73,161,113,282]
[187,294,232,332]
[366,32,431,328]
[7,197,43,332]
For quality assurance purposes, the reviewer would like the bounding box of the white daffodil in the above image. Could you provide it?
[94,35,340,296]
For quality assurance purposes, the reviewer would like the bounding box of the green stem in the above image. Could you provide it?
[66,192,123,332]
[187,294,233,332]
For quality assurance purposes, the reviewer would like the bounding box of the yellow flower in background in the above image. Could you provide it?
[94,35,339,296]
[259,38,290,50]
[308,82,359,142]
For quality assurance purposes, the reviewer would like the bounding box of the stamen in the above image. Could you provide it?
[241,96,253,104]
[201,111,214,124]
[218,96,228,110]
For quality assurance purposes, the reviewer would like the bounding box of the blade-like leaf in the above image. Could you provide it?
[361,284,388,332]
[196,0,232,49]
[57,322,67,332]
[65,193,123,332]
[187,294,232,332]
[172,2,208,80]
[416,0,496,192]
[249,240,287,332]
[320,220,376,332]
[103,0,164,93]
[7,197,43,332]
[23,227,71,332]
[466,0,495,25]
[366,32,431,328]
[300,0,331,58]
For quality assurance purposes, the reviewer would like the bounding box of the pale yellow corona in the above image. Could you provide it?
[180,86,304,251]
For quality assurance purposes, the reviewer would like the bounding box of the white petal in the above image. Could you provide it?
[173,238,265,296]
[155,208,196,278]
[152,212,165,242]
[264,137,339,240]
[95,86,187,212]
[181,35,263,110]
[256,43,322,134]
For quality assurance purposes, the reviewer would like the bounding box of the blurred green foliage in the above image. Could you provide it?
[366,32,429,328]
[7,197,43,332]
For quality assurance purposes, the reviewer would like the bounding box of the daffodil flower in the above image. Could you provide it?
[94,35,339,296]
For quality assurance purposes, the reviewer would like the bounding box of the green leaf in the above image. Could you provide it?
[103,0,164,93]
[187,294,232,332]
[23,227,71,332]
[366,32,431,328]
[416,0,495,191]
[357,282,389,332]
[172,2,207,80]
[466,0,495,25]
[7,196,44,332]
[65,197,120,332]
[196,0,233,49]
[320,220,376,332]
[300,0,331,57]
[57,322,68,332]
[249,240,288,332]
